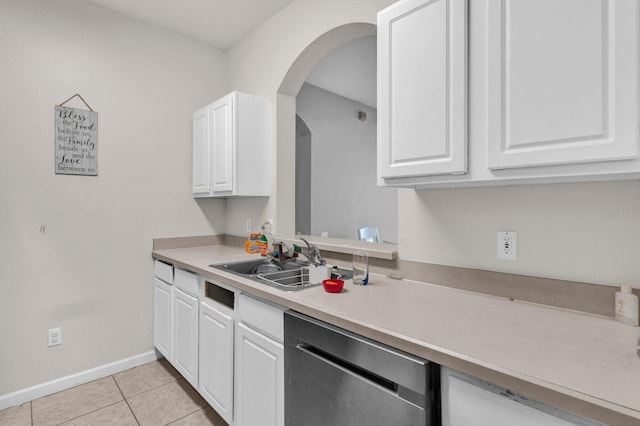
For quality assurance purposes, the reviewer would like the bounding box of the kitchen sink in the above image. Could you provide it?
[213,258,284,275]
[210,258,352,291]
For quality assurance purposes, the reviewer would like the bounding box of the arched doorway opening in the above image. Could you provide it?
[276,23,377,236]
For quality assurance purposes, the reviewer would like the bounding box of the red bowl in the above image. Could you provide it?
[322,279,344,293]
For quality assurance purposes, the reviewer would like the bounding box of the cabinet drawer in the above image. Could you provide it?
[174,268,199,296]
[238,294,284,343]
[154,260,173,284]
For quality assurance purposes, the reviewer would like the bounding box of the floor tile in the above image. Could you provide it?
[32,377,123,426]
[59,401,137,426]
[0,401,31,426]
[114,358,180,398]
[168,406,228,426]
[127,379,206,426]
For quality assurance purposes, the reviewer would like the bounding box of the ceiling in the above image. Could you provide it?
[88,0,376,108]
[87,0,296,50]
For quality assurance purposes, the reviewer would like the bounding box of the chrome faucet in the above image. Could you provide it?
[273,242,286,264]
[298,238,326,267]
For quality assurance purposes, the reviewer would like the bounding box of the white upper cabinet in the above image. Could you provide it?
[192,105,210,195]
[193,91,270,197]
[210,96,234,194]
[487,0,639,170]
[378,0,468,180]
[378,0,640,188]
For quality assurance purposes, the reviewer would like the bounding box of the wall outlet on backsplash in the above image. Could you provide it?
[48,327,62,347]
[497,231,517,261]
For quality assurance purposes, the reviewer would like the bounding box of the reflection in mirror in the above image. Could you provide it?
[294,36,398,243]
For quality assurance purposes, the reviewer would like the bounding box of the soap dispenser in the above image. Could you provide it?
[615,285,639,326]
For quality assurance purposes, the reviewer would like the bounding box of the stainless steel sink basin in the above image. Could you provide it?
[210,258,352,291]
[213,258,284,275]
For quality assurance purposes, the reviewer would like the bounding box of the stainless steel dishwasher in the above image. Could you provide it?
[284,311,439,426]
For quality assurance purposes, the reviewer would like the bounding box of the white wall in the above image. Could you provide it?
[399,181,640,286]
[296,84,397,242]
[0,0,227,395]
[226,0,640,287]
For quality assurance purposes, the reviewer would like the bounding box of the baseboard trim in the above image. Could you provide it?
[0,350,161,410]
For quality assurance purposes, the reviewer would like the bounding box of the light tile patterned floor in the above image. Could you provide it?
[0,359,228,426]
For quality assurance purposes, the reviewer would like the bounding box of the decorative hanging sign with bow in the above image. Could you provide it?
[55,94,98,176]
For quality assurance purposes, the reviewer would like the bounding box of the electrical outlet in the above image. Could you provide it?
[246,219,252,233]
[48,327,62,347]
[497,231,517,260]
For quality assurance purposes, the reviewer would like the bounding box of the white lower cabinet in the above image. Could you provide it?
[173,287,199,388]
[235,322,284,426]
[154,264,286,426]
[234,294,284,426]
[441,367,603,426]
[153,277,173,362]
[199,300,234,424]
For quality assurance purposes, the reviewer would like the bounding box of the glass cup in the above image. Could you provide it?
[352,250,369,285]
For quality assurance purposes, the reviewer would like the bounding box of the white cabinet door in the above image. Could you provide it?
[192,105,210,195]
[487,0,639,170]
[193,91,270,197]
[173,287,199,388]
[378,0,467,180]
[153,278,173,362]
[211,95,235,194]
[199,301,234,425]
[235,322,284,426]
[441,368,603,426]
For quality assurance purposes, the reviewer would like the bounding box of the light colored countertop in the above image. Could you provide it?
[153,244,640,424]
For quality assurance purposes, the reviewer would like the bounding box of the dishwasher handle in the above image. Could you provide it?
[285,311,431,397]
[295,341,427,409]
[296,342,398,392]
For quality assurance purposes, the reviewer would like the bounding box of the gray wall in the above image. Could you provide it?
[295,115,312,235]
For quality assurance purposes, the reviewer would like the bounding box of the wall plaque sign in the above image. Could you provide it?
[55,99,98,176]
